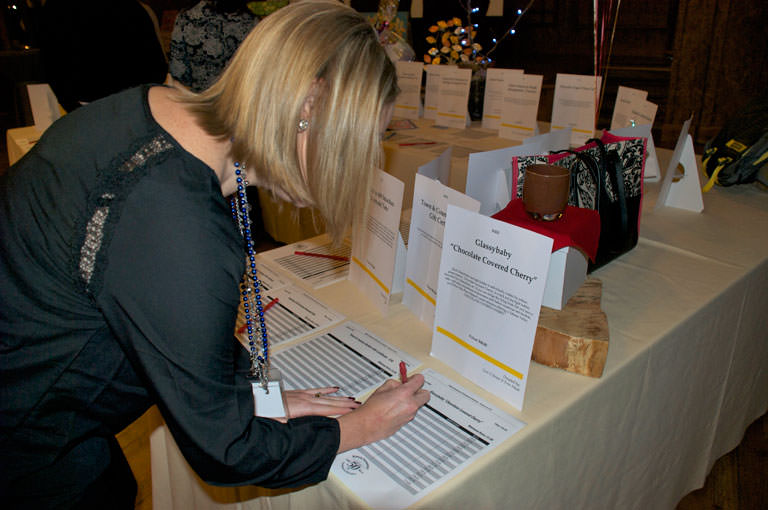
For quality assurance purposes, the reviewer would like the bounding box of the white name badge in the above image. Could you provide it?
[252,369,287,418]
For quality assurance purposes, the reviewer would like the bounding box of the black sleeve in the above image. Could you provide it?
[96,169,339,487]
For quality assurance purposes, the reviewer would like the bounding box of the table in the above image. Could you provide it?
[149,129,768,509]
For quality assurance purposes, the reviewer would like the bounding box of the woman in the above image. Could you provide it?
[0,1,430,508]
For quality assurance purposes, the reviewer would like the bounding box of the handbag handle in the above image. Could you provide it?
[551,148,602,211]
[589,138,629,240]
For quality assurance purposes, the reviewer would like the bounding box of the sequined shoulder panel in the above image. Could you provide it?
[78,134,175,291]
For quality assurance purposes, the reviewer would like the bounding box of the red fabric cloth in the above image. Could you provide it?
[491,199,601,261]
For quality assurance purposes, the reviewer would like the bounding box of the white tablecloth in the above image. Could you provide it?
[150,132,768,509]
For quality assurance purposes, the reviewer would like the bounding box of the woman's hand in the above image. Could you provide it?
[336,374,430,453]
[278,387,360,422]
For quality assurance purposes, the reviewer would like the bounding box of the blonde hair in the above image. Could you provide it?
[180,0,399,241]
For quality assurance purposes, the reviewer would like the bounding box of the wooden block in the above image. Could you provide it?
[532,277,609,377]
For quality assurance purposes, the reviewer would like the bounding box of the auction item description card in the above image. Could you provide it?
[431,206,553,410]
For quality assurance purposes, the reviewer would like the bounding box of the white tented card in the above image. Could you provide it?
[435,66,472,129]
[394,61,424,120]
[403,174,481,326]
[656,116,704,212]
[431,206,552,410]
[465,140,547,216]
[416,146,452,185]
[252,381,286,418]
[350,169,405,314]
[499,73,543,141]
[331,369,525,509]
[550,73,602,147]
[481,68,524,130]
[27,83,62,132]
[610,85,647,130]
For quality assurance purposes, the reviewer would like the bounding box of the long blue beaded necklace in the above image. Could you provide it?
[230,161,271,391]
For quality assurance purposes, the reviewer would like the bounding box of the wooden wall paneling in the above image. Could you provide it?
[664,0,768,150]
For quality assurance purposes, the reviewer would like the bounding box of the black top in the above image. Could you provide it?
[0,85,339,506]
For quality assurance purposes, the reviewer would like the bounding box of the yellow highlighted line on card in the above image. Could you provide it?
[396,104,418,110]
[437,112,466,119]
[485,114,501,119]
[551,125,593,134]
[436,326,523,380]
[500,123,534,131]
[352,256,389,294]
[406,278,436,305]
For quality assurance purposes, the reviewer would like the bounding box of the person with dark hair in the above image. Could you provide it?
[1,2,429,508]
[168,0,259,92]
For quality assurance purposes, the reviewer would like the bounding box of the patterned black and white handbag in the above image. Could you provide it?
[512,131,647,272]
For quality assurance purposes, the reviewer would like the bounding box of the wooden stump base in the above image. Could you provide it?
[532,277,609,377]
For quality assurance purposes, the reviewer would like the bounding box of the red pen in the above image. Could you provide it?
[294,250,350,262]
[399,141,437,147]
[237,298,279,334]
[399,361,408,383]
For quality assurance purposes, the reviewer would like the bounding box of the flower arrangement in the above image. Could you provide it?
[424,17,483,66]
[423,0,538,66]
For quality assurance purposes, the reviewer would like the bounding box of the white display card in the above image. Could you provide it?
[403,174,480,326]
[431,206,552,410]
[610,85,647,130]
[27,83,62,133]
[435,66,472,129]
[417,146,452,185]
[523,126,572,153]
[465,141,547,216]
[423,65,443,120]
[350,169,406,314]
[481,68,524,130]
[394,61,424,120]
[550,73,602,147]
[656,117,704,212]
[499,73,544,141]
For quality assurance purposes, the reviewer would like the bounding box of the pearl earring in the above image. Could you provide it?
[298,119,309,132]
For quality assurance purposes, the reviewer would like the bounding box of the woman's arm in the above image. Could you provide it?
[337,374,430,453]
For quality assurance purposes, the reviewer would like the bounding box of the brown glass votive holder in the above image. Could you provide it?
[522,164,570,221]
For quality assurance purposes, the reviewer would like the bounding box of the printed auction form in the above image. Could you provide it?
[260,285,345,345]
[273,321,421,396]
[331,369,525,509]
[431,206,552,410]
[259,234,351,288]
